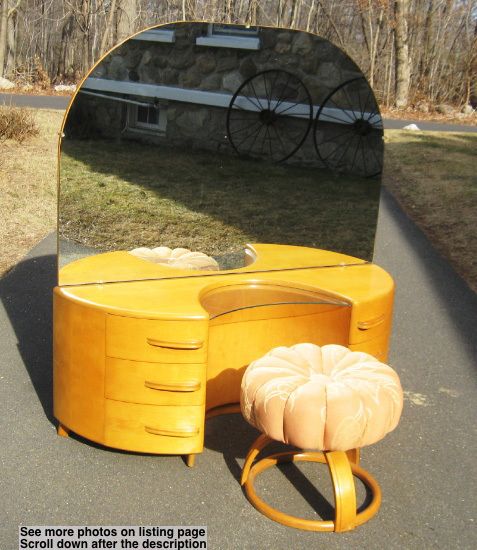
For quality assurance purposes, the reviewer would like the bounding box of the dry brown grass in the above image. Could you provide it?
[0,105,39,143]
[0,108,63,277]
[384,130,477,292]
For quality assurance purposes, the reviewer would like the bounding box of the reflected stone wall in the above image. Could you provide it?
[92,25,361,100]
[66,24,364,164]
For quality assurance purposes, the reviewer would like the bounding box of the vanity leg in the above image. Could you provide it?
[57,424,70,438]
[186,454,196,468]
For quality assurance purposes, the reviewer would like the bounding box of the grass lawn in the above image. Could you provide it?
[0,108,64,277]
[59,139,380,266]
[384,131,477,292]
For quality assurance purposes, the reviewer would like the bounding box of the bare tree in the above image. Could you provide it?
[394,0,411,107]
[116,0,137,42]
[0,0,21,78]
[2,0,474,108]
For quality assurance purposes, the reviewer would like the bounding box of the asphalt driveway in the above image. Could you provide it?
[0,189,476,549]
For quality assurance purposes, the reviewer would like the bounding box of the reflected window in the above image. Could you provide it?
[196,23,260,50]
[210,24,259,37]
[127,103,166,134]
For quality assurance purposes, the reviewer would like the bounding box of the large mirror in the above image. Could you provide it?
[59,22,383,286]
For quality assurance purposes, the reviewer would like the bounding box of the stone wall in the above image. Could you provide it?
[67,23,368,165]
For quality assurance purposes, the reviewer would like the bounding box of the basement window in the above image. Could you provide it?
[127,103,167,134]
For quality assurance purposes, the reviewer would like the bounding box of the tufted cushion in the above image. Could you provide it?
[241,343,403,451]
[129,246,219,270]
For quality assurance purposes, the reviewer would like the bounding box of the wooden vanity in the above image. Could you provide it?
[53,244,393,466]
[54,22,389,467]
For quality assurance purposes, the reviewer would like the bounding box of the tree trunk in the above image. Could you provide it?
[0,1,8,77]
[394,0,411,108]
[56,12,74,81]
[116,0,137,42]
[469,20,477,108]
[100,0,118,55]
[81,0,90,74]
[5,4,14,76]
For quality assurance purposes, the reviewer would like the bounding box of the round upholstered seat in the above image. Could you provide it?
[241,343,403,451]
[240,343,404,532]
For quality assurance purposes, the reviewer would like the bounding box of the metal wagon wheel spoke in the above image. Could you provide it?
[313,76,384,177]
[227,69,313,163]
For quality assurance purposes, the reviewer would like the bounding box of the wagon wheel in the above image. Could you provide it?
[227,69,313,163]
[313,77,383,177]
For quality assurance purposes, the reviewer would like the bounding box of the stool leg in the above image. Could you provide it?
[240,434,272,486]
[241,448,381,532]
[325,451,357,532]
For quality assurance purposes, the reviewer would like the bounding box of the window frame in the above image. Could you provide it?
[127,101,168,135]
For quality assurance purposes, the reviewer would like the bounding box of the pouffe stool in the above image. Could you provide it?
[240,343,403,532]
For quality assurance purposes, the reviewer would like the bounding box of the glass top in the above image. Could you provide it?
[200,282,350,320]
[58,22,383,286]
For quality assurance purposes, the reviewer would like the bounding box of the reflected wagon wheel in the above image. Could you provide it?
[313,77,383,177]
[227,69,313,163]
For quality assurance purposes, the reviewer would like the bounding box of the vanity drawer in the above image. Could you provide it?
[104,400,204,454]
[105,358,205,406]
[106,315,207,363]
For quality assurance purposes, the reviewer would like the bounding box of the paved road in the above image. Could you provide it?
[0,92,70,110]
[0,190,476,549]
[383,117,477,132]
[1,92,476,132]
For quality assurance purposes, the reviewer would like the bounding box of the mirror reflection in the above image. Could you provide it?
[59,22,383,286]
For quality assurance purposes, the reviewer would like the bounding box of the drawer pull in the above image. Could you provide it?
[357,314,386,330]
[145,425,199,438]
[146,338,203,350]
[144,380,201,392]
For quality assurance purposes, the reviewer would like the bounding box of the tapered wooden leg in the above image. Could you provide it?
[325,451,357,532]
[57,424,69,438]
[186,454,196,468]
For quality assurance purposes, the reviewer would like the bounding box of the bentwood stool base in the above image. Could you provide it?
[240,434,381,532]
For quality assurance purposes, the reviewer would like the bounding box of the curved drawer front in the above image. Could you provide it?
[349,291,394,345]
[105,358,205,406]
[104,400,204,454]
[106,314,207,363]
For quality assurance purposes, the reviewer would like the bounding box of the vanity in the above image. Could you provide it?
[54,245,393,465]
[53,22,390,466]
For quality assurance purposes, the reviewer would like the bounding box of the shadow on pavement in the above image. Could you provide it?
[0,252,57,424]
[382,189,477,363]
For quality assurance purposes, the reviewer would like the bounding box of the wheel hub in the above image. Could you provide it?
[259,109,278,125]
[353,118,372,136]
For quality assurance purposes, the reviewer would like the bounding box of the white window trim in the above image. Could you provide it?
[196,24,260,50]
[126,102,167,135]
[132,29,175,43]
